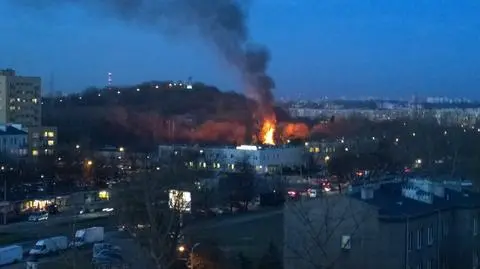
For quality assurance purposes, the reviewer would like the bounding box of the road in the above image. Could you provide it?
[0,211,112,234]
[2,208,283,269]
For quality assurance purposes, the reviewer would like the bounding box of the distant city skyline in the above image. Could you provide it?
[1,1,480,99]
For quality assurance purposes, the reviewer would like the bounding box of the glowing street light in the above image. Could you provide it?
[119,147,125,152]
[75,144,80,149]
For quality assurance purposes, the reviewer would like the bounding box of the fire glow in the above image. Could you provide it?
[260,118,276,145]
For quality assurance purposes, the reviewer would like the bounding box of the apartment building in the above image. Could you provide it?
[26,126,57,157]
[0,69,41,127]
[284,178,480,269]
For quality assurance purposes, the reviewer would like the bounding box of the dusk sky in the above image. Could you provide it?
[1,1,480,99]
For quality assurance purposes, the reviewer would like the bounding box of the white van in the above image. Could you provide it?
[0,245,23,265]
[72,227,104,247]
[29,236,68,255]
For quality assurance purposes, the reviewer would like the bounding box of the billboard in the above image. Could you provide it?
[169,190,191,213]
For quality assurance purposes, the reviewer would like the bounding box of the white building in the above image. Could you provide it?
[0,124,28,157]
[158,144,306,173]
[0,69,42,127]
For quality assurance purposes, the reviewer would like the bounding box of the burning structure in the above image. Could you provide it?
[15,0,279,146]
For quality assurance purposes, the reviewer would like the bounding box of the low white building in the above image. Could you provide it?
[0,124,28,157]
[202,144,306,173]
[158,144,306,173]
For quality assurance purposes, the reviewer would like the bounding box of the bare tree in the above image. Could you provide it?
[113,159,197,269]
[283,193,373,269]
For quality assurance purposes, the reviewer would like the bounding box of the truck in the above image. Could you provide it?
[0,245,23,266]
[72,226,104,247]
[29,236,68,256]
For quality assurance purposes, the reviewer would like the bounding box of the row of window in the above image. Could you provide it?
[407,221,450,251]
[0,136,27,146]
[190,162,269,171]
[32,149,54,156]
[9,82,38,87]
[31,131,55,139]
[9,98,39,104]
[308,146,336,153]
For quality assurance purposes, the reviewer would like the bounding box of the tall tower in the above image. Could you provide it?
[108,72,113,89]
[186,76,193,90]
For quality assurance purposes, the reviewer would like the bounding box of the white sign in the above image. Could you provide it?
[169,190,191,213]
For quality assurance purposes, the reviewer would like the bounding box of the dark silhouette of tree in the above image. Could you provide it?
[223,159,256,211]
[113,154,196,269]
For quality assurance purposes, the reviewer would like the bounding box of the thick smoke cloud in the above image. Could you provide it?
[15,0,274,110]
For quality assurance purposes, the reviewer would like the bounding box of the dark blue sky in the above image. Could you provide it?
[1,1,480,99]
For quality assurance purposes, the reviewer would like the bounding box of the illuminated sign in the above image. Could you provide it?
[169,190,191,212]
[236,145,258,151]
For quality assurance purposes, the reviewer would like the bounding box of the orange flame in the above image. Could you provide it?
[260,118,276,145]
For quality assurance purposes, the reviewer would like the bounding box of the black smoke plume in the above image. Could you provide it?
[14,0,275,111]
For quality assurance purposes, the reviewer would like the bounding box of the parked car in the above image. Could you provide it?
[28,211,49,222]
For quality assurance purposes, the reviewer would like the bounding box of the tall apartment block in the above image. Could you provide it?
[0,69,56,157]
[0,69,41,127]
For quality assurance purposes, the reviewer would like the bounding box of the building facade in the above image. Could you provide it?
[0,124,28,157]
[284,178,480,269]
[158,144,306,173]
[0,69,42,127]
[27,126,57,157]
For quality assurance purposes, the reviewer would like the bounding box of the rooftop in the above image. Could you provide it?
[0,125,27,136]
[351,181,480,221]
[158,143,301,151]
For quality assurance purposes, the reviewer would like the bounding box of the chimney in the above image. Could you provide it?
[361,187,374,200]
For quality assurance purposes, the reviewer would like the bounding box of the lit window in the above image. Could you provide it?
[43,131,48,137]
[32,150,38,156]
[47,132,54,138]
[32,98,38,104]
[47,140,54,146]
[98,190,110,200]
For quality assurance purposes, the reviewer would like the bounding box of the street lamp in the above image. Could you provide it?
[87,160,93,166]
[75,144,80,150]
[119,147,125,152]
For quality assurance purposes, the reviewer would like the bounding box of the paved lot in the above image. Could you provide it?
[2,208,284,268]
